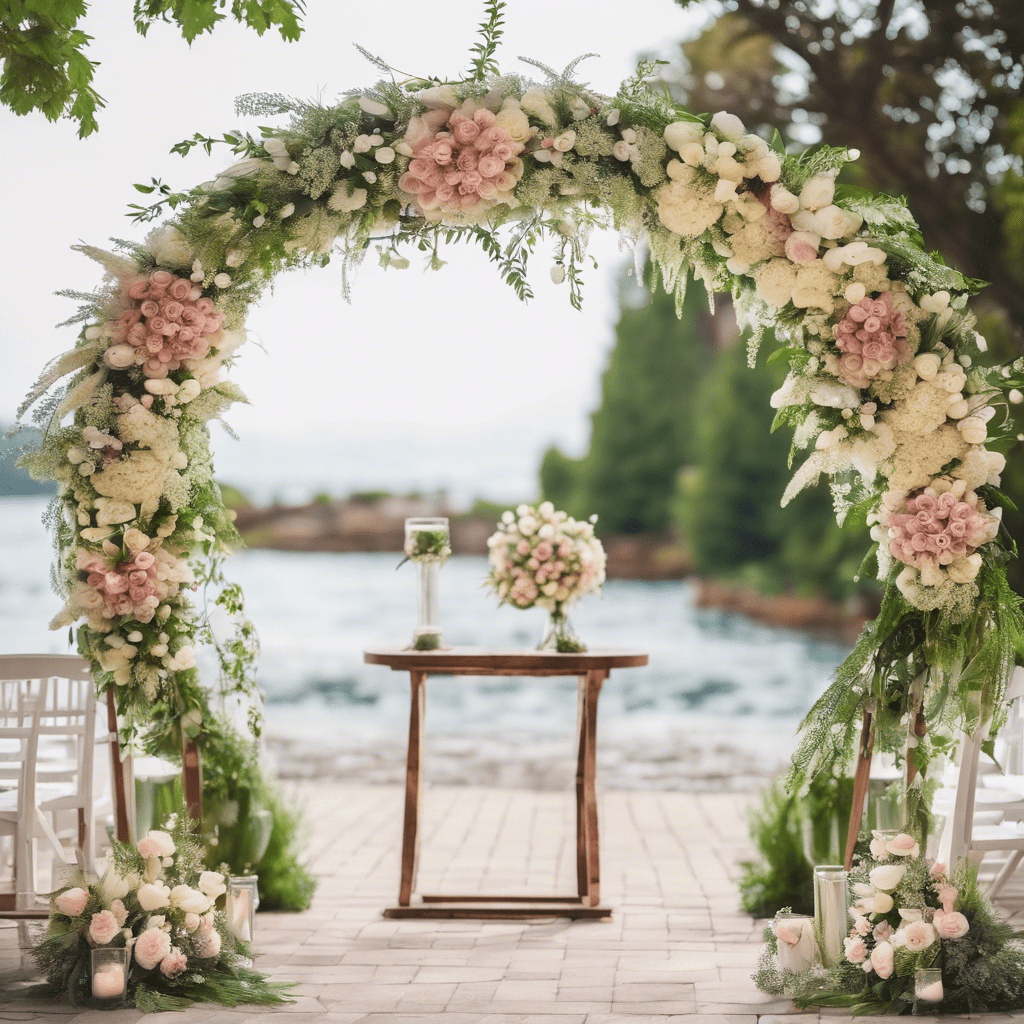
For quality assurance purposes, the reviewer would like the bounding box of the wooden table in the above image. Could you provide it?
[363,648,648,920]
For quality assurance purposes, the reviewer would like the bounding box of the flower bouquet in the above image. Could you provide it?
[486,502,606,652]
[755,833,1024,1014]
[31,817,289,1011]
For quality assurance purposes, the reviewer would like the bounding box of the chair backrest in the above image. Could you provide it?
[0,680,43,819]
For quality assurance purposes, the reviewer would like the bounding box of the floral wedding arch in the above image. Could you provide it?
[17,4,1024,814]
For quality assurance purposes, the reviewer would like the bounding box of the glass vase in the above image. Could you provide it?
[539,606,586,653]
[90,947,128,1008]
[914,966,944,1013]
[812,864,848,968]
[404,517,449,650]
[227,874,259,943]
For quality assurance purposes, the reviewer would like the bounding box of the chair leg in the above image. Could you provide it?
[988,849,1024,900]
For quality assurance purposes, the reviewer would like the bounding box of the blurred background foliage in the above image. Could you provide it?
[544,0,1023,604]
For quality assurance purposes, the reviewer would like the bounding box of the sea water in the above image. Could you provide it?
[0,497,848,784]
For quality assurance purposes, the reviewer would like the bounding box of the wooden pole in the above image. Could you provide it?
[106,689,131,844]
[844,703,875,870]
[182,738,203,823]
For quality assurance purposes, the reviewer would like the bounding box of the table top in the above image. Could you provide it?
[363,647,649,675]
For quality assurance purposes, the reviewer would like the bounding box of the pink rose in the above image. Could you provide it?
[872,920,893,942]
[869,940,894,979]
[160,947,188,978]
[902,920,936,951]
[451,117,480,145]
[784,233,819,263]
[473,107,496,129]
[194,926,222,959]
[492,142,514,162]
[933,909,969,939]
[148,316,170,336]
[162,300,184,321]
[433,140,453,165]
[134,927,172,970]
[150,270,173,288]
[111,899,128,926]
[88,909,121,945]
[134,552,156,570]
[457,148,478,172]
[169,278,191,300]
[478,154,505,178]
[843,936,867,963]
[852,915,871,937]
[55,887,89,918]
[127,280,149,300]
[399,172,424,195]
[140,300,160,318]
[194,298,214,313]
[534,541,553,562]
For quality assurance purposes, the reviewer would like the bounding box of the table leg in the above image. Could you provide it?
[575,674,589,901]
[399,671,426,907]
[582,670,605,906]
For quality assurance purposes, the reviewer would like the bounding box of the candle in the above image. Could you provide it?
[918,981,944,1002]
[774,915,815,973]
[92,963,125,1000]
[915,966,944,1012]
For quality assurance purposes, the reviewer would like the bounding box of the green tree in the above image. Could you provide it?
[0,0,304,137]
[671,0,1024,345]
[676,338,872,601]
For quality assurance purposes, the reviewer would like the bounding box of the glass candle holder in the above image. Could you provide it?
[91,947,128,1008]
[772,912,816,973]
[404,517,450,650]
[227,875,259,944]
[914,966,944,1012]
[813,864,849,968]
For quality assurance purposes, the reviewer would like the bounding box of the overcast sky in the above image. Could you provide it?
[0,0,706,499]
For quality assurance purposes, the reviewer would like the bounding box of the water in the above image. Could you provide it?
[0,497,848,785]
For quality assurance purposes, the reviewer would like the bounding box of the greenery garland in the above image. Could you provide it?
[13,0,1024,926]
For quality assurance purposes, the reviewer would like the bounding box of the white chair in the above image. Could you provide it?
[0,655,114,893]
[939,667,1024,899]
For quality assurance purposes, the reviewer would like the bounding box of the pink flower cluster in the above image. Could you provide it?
[887,490,992,570]
[109,270,223,379]
[833,292,910,388]
[76,548,163,622]
[400,102,523,214]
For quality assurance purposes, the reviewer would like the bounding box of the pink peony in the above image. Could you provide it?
[55,887,89,918]
[88,909,121,945]
[832,291,910,388]
[134,927,172,970]
[869,940,894,979]
[160,947,188,978]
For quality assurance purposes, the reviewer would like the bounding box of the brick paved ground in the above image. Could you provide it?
[1,782,1022,1022]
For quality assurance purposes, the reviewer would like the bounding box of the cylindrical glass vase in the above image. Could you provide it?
[914,966,944,1013]
[772,911,816,973]
[227,874,259,943]
[813,864,849,968]
[90,947,128,1008]
[405,517,449,650]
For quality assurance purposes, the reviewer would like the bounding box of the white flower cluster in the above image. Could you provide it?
[486,502,606,612]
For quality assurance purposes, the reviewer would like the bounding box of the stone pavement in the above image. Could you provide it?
[1,781,1022,1023]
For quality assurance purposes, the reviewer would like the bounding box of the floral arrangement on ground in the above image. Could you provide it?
[30,818,289,1010]
[755,834,1024,1015]
[12,1,1024,826]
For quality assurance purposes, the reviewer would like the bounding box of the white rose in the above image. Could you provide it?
[494,107,531,144]
[169,884,211,914]
[710,111,745,139]
[374,147,396,164]
[213,273,232,289]
[871,891,895,914]
[137,882,171,912]
[554,130,576,152]
[198,871,227,900]
[770,186,799,214]
[799,175,835,211]
[913,352,942,381]
[176,379,201,403]
[418,84,457,109]
[612,140,631,161]
[358,96,390,117]
[104,344,136,370]
[663,120,704,151]
[809,204,863,240]
[869,864,905,891]
[959,417,987,444]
